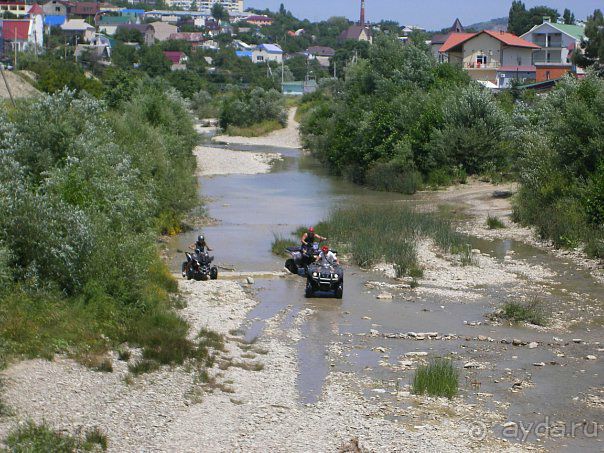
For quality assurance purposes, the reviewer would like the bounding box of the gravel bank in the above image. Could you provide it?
[0,278,524,452]
[212,108,301,149]
[194,146,282,176]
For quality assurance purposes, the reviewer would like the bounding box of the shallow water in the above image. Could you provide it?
[168,144,603,450]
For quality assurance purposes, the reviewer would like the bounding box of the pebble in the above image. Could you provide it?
[528,342,538,349]
[246,277,255,285]
[533,362,546,367]
[572,339,583,344]
[585,355,597,361]
[376,292,393,300]
[405,352,428,357]
[463,361,480,369]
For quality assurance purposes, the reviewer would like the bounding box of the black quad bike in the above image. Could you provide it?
[284,242,320,276]
[305,262,344,299]
[182,250,218,281]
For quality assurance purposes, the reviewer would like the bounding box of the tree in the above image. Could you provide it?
[576,9,604,68]
[114,27,144,44]
[211,3,229,22]
[563,8,576,25]
[111,43,139,69]
[140,45,171,77]
[508,1,529,36]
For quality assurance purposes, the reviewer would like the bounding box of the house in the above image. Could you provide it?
[148,21,176,41]
[439,30,540,86]
[245,15,273,27]
[232,39,253,51]
[339,25,372,43]
[44,15,66,29]
[198,0,243,14]
[163,50,187,70]
[0,1,29,17]
[75,43,111,63]
[116,23,155,45]
[98,15,134,35]
[168,32,205,47]
[252,43,283,63]
[282,78,318,96]
[70,2,99,19]
[430,18,464,62]
[60,19,95,42]
[1,18,43,55]
[496,66,536,88]
[306,46,335,68]
[520,18,585,82]
[42,0,68,16]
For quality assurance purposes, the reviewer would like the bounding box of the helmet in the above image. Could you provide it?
[309,227,315,233]
[197,235,205,242]
[321,245,329,253]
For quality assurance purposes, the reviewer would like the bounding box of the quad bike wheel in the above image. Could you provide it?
[335,283,343,299]
[210,267,218,280]
[304,281,314,298]
[285,259,297,275]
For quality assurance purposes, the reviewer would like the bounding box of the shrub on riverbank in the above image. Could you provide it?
[412,358,459,399]
[299,35,510,193]
[226,119,284,137]
[4,420,108,452]
[512,75,604,258]
[0,88,201,368]
[501,299,547,326]
[219,87,287,132]
[271,234,298,257]
[318,205,472,277]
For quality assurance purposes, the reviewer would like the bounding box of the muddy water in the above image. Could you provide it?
[168,145,603,451]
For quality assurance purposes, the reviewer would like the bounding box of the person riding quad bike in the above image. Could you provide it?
[183,235,213,277]
[300,227,326,256]
[316,245,338,266]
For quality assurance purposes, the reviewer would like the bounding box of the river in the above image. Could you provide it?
[168,140,603,451]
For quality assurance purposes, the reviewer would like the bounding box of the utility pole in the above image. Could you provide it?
[0,63,17,108]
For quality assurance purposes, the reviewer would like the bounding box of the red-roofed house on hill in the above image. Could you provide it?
[244,15,273,27]
[439,30,540,87]
[163,50,187,70]
[70,1,98,19]
[1,18,44,57]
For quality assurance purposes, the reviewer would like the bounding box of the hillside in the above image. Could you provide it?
[466,16,508,32]
[0,70,40,100]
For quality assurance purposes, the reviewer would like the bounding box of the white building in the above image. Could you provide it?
[252,43,283,64]
[163,0,243,13]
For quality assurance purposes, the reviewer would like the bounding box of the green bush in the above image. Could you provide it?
[219,87,286,130]
[486,215,506,229]
[365,162,423,194]
[412,358,459,399]
[501,299,547,326]
[271,234,298,257]
[4,420,107,452]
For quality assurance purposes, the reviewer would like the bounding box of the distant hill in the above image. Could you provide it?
[466,17,508,32]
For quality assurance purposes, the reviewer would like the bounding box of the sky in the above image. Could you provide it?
[246,0,602,30]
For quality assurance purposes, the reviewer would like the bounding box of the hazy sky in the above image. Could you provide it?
[246,0,602,30]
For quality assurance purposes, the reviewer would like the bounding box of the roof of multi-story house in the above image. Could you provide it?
[116,23,153,33]
[72,1,99,16]
[306,46,335,57]
[60,18,94,31]
[256,43,282,53]
[339,25,371,41]
[440,30,540,53]
[99,15,133,26]
[521,22,585,41]
[431,18,464,46]
[168,32,205,42]
[163,50,186,64]
[1,20,30,40]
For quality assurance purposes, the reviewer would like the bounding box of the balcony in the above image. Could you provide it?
[464,62,500,69]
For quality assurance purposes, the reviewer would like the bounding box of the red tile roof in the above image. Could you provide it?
[163,50,185,64]
[72,1,98,15]
[1,20,30,41]
[483,29,540,49]
[440,30,540,53]
[439,32,476,53]
[27,3,43,15]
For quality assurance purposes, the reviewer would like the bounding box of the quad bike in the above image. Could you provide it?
[284,242,320,276]
[304,262,344,299]
[182,250,218,281]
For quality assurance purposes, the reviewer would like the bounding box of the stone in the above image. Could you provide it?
[369,329,379,337]
[572,339,583,343]
[399,360,414,367]
[377,292,393,300]
[405,351,428,357]
[502,421,517,428]
[512,339,524,346]
[478,335,487,341]
[533,362,546,367]
[528,342,538,349]
[585,355,597,361]
[464,361,480,369]
[246,277,255,285]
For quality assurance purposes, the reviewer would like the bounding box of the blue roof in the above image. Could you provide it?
[121,9,145,15]
[258,44,282,54]
[44,15,66,26]
[236,50,253,59]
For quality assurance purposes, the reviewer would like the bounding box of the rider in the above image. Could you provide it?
[300,227,326,249]
[317,245,338,266]
[183,235,213,277]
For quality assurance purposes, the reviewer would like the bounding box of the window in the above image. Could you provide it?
[256,55,264,62]
[476,54,488,65]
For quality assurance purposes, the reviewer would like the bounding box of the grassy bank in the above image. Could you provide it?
[0,86,206,372]
[225,120,284,137]
[4,420,108,451]
[412,358,459,399]
[316,205,472,277]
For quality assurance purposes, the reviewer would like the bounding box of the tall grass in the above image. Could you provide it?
[412,358,459,399]
[319,205,472,277]
[4,420,108,452]
[225,120,284,137]
[501,299,547,326]
[271,233,298,257]
[486,215,506,229]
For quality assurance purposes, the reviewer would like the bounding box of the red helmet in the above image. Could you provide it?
[309,227,315,232]
[321,245,329,253]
